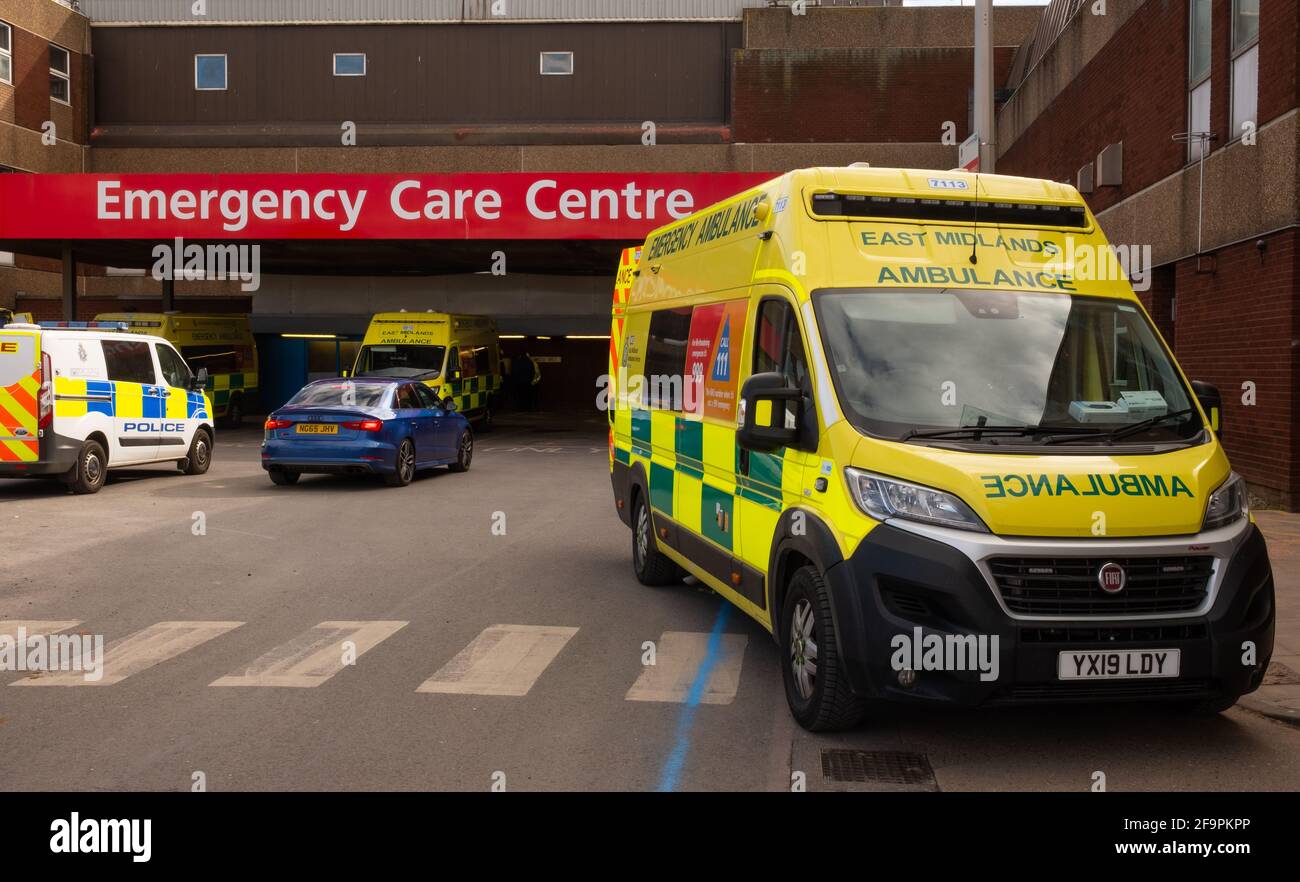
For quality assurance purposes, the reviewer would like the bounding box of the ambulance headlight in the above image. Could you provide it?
[1202,472,1249,531]
[846,468,988,533]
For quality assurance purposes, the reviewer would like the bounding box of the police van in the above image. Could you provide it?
[95,312,257,427]
[608,166,1274,730]
[351,312,501,428]
[0,321,214,494]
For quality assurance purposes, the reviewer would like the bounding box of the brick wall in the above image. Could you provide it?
[2,15,89,153]
[997,0,1188,212]
[1171,229,1299,508]
[733,46,1015,143]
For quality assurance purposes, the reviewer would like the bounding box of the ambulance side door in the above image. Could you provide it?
[100,338,162,464]
[736,290,816,601]
[155,342,200,458]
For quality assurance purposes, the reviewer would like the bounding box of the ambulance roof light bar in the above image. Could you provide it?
[39,321,131,331]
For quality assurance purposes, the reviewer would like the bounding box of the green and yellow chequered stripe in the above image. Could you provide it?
[205,372,258,416]
[442,372,500,414]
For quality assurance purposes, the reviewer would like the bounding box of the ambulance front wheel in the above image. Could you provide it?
[63,440,107,495]
[181,429,212,476]
[781,565,866,732]
[631,493,682,587]
[224,395,244,429]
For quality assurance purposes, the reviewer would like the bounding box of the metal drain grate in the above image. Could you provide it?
[1264,662,1300,686]
[821,749,937,789]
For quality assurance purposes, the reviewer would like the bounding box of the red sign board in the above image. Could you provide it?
[0,173,775,240]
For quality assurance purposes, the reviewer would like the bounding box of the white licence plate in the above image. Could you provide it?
[1057,649,1181,681]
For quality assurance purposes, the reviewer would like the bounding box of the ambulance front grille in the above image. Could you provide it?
[989,556,1213,616]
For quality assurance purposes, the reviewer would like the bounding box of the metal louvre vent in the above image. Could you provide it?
[990,556,1213,616]
[820,750,937,789]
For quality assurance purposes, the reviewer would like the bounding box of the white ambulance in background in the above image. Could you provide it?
[0,321,215,494]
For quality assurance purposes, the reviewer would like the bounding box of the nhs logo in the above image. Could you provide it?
[927,178,969,190]
[711,318,731,382]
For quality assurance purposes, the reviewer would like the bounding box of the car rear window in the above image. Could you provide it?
[287,382,391,408]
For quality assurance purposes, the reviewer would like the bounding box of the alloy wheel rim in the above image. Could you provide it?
[461,434,472,465]
[790,598,819,700]
[635,506,649,569]
[401,444,414,479]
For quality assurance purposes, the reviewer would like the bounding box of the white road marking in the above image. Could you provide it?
[211,620,408,688]
[417,624,578,696]
[0,620,81,641]
[625,631,748,704]
[11,621,243,687]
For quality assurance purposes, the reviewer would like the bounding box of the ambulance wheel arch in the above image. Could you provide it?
[766,507,846,644]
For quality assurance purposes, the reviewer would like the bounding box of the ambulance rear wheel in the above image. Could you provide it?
[65,440,107,495]
[224,396,243,429]
[631,494,681,587]
[181,429,212,476]
[781,565,866,732]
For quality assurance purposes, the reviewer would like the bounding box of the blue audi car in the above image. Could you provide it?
[261,377,472,487]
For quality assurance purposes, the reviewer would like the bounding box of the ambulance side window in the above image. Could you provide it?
[102,340,157,385]
[753,299,810,426]
[155,344,192,388]
[645,306,692,410]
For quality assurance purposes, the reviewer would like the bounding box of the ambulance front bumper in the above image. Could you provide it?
[823,516,1274,707]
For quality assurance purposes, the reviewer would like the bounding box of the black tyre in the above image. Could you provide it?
[64,440,108,495]
[780,565,866,732]
[385,439,415,487]
[181,429,212,476]
[224,396,243,429]
[631,493,681,586]
[268,469,300,486]
[449,430,473,472]
[477,407,493,434]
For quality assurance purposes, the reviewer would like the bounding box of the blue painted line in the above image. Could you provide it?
[656,602,733,792]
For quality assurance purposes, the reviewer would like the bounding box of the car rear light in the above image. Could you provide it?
[38,351,52,430]
[343,419,383,432]
[264,418,293,430]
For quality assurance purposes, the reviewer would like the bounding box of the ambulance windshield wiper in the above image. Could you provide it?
[1041,408,1198,445]
[901,424,1099,442]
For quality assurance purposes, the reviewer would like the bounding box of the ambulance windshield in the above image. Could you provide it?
[355,344,447,379]
[813,288,1203,445]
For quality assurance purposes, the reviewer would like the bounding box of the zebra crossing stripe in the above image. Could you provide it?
[625,631,748,704]
[416,624,578,697]
[0,620,81,641]
[210,621,408,688]
[11,621,243,687]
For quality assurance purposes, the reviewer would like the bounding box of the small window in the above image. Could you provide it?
[1188,0,1212,85]
[752,299,810,428]
[49,44,70,105]
[333,53,366,76]
[540,51,573,76]
[1188,80,1212,160]
[0,23,12,86]
[195,54,227,91]
[155,344,192,389]
[1231,0,1260,138]
[102,340,157,385]
[645,307,692,411]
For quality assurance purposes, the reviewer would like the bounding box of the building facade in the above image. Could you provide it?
[1,0,1296,507]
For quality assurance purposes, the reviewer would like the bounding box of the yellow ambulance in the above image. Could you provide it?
[351,312,501,428]
[95,312,257,427]
[608,166,1274,731]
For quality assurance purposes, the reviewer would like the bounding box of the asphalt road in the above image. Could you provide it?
[2,414,1299,792]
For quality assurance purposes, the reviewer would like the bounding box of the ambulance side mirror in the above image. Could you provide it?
[1192,380,1223,434]
[189,367,209,392]
[737,372,802,452]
